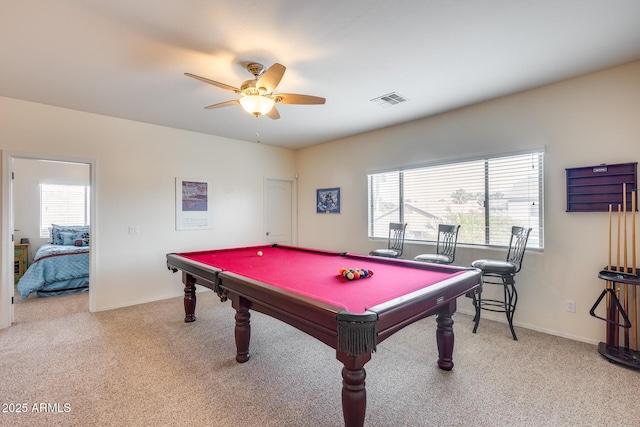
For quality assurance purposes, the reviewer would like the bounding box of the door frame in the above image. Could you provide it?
[1,150,97,329]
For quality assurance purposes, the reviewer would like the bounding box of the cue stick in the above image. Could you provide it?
[607,204,612,345]
[608,204,612,271]
[633,190,638,350]
[615,204,621,347]
[624,184,630,348]
[617,204,622,273]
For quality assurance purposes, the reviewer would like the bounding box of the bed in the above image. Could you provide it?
[17,225,90,299]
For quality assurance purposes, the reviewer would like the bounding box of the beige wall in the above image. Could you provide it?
[1,97,296,319]
[295,61,640,344]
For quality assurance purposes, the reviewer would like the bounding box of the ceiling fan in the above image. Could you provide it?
[185,62,325,119]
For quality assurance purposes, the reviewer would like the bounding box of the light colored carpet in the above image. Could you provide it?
[2,289,640,427]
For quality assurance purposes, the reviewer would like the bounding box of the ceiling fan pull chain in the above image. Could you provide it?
[256,115,261,143]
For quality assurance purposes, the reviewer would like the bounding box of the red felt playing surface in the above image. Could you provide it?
[178,245,464,314]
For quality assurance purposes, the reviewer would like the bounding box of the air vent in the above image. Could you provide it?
[370,92,409,107]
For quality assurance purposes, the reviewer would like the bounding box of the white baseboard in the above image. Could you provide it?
[456,308,600,346]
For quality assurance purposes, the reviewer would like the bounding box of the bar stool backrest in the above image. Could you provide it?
[437,224,461,262]
[388,222,408,256]
[506,226,532,274]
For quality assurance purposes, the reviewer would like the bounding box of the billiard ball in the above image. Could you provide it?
[257,251,263,256]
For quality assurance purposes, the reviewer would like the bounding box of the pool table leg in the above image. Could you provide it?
[337,352,371,427]
[232,296,251,363]
[183,273,197,323]
[436,301,456,371]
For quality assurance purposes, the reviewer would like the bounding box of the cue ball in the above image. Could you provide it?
[257,251,263,256]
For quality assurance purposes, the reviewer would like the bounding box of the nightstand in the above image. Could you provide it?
[14,243,29,283]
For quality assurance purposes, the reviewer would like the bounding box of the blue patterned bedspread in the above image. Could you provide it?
[17,244,89,298]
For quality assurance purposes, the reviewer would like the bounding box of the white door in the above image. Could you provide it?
[265,178,293,244]
[1,153,16,327]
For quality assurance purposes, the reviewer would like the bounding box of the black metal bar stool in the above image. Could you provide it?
[414,224,460,265]
[469,226,532,340]
[369,223,407,258]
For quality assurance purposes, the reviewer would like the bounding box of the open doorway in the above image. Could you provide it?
[1,152,96,328]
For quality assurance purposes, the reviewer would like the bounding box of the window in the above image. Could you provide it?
[367,151,544,248]
[40,184,90,238]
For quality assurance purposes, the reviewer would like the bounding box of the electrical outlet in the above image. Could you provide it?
[128,225,140,235]
[566,300,576,313]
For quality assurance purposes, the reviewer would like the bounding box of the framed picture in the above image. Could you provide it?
[316,187,341,214]
[175,178,213,231]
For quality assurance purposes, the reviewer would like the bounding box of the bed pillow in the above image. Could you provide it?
[51,224,68,245]
[51,224,90,245]
[61,232,76,246]
[74,231,90,246]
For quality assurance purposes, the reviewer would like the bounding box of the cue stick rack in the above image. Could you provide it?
[589,183,640,369]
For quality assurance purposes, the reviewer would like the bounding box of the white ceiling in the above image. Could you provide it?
[2,1,640,150]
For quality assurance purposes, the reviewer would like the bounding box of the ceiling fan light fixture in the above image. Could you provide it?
[185,62,324,120]
[239,95,275,116]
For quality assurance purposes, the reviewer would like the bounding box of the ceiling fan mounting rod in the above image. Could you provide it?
[246,63,265,78]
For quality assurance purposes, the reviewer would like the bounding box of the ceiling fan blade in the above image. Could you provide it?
[265,106,280,120]
[185,73,240,93]
[204,99,240,110]
[256,63,286,94]
[274,93,326,105]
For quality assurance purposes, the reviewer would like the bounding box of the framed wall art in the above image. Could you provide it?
[175,178,213,230]
[316,187,341,214]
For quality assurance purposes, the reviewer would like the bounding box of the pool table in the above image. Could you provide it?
[166,244,480,427]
